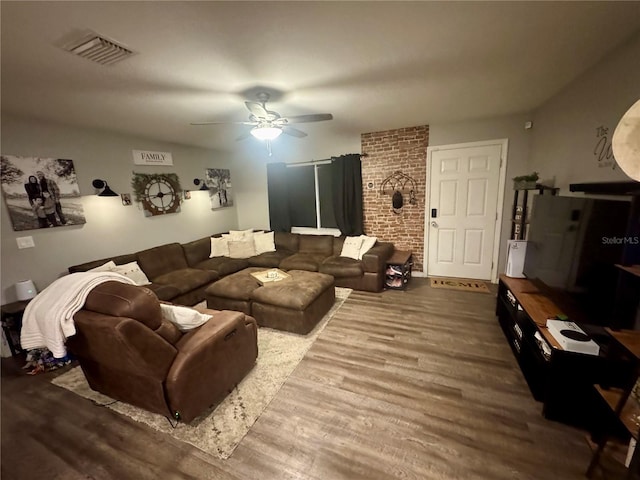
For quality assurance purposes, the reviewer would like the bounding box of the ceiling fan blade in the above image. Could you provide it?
[282,126,308,138]
[245,101,269,119]
[236,131,253,141]
[191,121,256,126]
[282,113,333,124]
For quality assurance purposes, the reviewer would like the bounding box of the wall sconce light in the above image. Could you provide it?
[92,179,118,196]
[193,178,209,191]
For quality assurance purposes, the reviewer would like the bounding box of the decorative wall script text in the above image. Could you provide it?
[132,149,174,166]
[593,126,616,170]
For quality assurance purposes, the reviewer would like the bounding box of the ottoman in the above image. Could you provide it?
[251,270,335,334]
[205,268,335,334]
[205,267,265,315]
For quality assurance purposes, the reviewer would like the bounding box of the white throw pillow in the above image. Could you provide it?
[254,231,276,255]
[209,236,230,258]
[358,235,378,260]
[228,229,254,241]
[160,304,212,332]
[88,260,116,272]
[228,240,257,259]
[340,236,364,260]
[110,261,151,286]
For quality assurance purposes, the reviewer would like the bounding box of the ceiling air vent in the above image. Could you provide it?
[64,33,134,66]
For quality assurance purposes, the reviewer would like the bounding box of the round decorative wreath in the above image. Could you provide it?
[131,173,182,203]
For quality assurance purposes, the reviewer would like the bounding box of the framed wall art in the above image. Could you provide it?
[205,168,232,210]
[1,155,86,231]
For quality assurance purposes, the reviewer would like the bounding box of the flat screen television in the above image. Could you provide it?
[523,194,638,329]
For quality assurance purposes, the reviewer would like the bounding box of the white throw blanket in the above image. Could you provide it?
[20,272,136,358]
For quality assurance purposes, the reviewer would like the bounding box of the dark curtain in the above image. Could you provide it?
[266,162,291,232]
[286,166,317,227]
[331,154,363,236]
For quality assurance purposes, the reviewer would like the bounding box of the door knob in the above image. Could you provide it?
[431,221,438,227]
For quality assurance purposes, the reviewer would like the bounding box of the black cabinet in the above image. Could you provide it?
[496,276,615,429]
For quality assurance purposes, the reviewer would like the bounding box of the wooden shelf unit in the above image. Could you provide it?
[594,385,640,436]
[510,184,558,240]
[588,329,640,478]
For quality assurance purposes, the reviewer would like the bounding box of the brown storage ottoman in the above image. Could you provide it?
[250,270,335,334]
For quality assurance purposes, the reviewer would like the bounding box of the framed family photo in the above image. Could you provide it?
[1,155,86,231]
[205,168,232,210]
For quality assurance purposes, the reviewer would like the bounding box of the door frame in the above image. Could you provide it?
[424,138,509,283]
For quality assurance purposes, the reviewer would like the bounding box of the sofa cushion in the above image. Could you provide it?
[137,243,189,280]
[153,268,218,295]
[298,234,334,256]
[160,304,212,332]
[320,255,365,278]
[254,231,276,255]
[209,236,230,257]
[146,283,182,301]
[111,261,152,286]
[229,229,254,240]
[194,257,249,276]
[228,240,257,259]
[88,260,116,272]
[181,237,211,267]
[154,319,183,345]
[68,253,138,274]
[358,235,378,259]
[279,253,328,272]
[340,236,364,260]
[83,281,162,330]
[247,250,292,268]
[275,232,299,252]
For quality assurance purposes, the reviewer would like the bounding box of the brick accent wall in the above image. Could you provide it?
[361,125,429,271]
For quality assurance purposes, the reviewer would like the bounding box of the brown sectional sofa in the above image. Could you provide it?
[69,231,394,306]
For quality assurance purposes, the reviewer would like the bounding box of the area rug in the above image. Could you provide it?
[51,287,351,459]
[429,277,491,293]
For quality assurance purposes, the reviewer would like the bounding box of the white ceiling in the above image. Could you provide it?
[2,1,640,156]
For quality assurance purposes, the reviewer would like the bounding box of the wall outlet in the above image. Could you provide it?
[16,236,35,249]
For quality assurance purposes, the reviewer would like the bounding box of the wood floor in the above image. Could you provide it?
[1,278,623,479]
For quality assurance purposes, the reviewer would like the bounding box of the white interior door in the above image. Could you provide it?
[426,142,505,280]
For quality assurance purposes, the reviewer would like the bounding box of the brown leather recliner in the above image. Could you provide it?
[67,281,258,423]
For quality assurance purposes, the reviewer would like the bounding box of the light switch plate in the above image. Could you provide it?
[16,236,35,249]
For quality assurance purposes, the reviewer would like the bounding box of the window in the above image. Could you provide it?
[267,155,362,235]
[285,162,337,229]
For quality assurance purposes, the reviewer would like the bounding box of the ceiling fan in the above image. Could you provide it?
[191,92,333,145]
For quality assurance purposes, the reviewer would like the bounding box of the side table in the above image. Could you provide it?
[385,250,413,290]
[1,300,30,356]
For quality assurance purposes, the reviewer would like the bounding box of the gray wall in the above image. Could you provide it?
[426,31,640,278]
[3,32,637,301]
[529,32,640,190]
[1,114,238,303]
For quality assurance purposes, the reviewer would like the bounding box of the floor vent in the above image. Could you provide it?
[64,34,134,66]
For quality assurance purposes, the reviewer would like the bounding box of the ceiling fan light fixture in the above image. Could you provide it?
[250,126,282,141]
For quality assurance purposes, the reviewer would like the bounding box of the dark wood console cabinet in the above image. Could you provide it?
[496,275,616,429]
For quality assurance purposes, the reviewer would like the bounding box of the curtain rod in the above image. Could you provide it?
[287,153,368,167]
